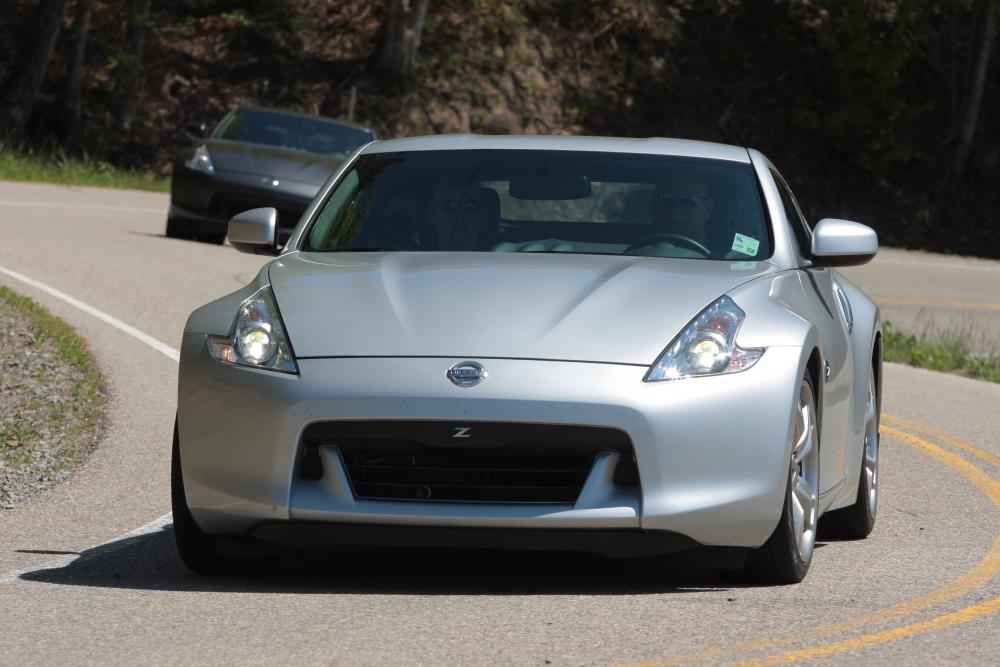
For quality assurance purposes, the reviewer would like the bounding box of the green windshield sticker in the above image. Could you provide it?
[732,233,760,257]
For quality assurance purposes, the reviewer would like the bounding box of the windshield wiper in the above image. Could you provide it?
[333,247,398,252]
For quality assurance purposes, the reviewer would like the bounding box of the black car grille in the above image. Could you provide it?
[300,421,638,504]
[208,195,305,230]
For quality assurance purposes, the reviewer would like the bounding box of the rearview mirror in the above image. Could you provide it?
[509,173,591,200]
[228,208,278,255]
[811,218,878,267]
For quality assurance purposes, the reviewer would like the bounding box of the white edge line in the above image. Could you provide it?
[0,200,163,213]
[0,513,173,585]
[0,264,181,583]
[0,265,180,362]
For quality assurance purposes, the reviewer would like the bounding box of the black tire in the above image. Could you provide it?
[821,367,879,539]
[744,374,818,584]
[165,215,191,240]
[171,421,280,575]
[198,232,226,245]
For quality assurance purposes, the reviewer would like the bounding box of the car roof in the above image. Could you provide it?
[361,134,750,163]
[236,106,375,134]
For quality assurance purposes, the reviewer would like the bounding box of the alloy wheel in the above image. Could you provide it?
[863,373,879,517]
[790,380,820,564]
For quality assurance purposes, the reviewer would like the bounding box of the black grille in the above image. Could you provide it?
[301,421,637,504]
[208,195,305,230]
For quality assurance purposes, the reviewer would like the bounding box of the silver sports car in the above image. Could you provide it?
[173,135,882,583]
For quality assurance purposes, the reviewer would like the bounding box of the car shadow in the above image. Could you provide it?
[17,525,769,595]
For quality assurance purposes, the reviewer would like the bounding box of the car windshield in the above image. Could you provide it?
[303,149,771,260]
[214,109,373,159]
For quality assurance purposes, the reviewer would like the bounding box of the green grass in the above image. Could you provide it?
[0,148,168,192]
[883,321,1000,383]
[0,285,106,464]
[0,422,40,449]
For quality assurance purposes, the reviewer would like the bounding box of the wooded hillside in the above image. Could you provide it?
[1,0,998,257]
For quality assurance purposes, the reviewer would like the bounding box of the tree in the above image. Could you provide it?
[0,0,69,140]
[114,0,152,133]
[379,0,429,79]
[62,0,93,151]
[953,0,999,177]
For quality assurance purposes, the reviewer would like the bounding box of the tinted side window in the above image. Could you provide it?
[771,169,812,259]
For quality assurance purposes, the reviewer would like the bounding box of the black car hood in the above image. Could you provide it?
[205,139,341,186]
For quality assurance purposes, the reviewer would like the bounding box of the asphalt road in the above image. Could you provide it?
[843,250,1000,354]
[1,181,998,666]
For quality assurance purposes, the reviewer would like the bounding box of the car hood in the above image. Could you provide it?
[205,139,340,185]
[268,252,777,365]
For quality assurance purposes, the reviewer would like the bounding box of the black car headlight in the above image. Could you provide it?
[185,144,215,174]
[207,287,298,374]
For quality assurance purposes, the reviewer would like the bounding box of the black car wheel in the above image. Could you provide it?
[198,232,227,245]
[165,215,190,240]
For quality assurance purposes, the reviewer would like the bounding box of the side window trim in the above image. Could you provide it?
[770,168,812,260]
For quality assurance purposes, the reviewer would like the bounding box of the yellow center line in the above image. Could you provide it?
[736,596,1000,665]
[874,295,1000,312]
[620,416,1000,667]
[883,414,1000,469]
[730,426,1000,665]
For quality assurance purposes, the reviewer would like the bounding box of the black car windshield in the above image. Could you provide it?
[303,149,771,260]
[214,109,373,159]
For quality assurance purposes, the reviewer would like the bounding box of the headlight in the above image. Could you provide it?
[207,287,298,374]
[644,295,764,381]
[185,144,214,174]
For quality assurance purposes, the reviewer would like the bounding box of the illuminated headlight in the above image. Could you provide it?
[207,287,297,374]
[185,144,214,174]
[645,295,764,381]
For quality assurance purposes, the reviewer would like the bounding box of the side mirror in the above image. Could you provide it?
[811,218,878,267]
[228,208,278,255]
[185,121,208,140]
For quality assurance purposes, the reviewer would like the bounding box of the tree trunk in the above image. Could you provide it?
[0,0,69,139]
[114,0,152,134]
[62,0,92,151]
[953,0,999,177]
[379,0,429,79]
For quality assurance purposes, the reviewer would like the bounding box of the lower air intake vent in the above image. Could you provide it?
[301,421,636,504]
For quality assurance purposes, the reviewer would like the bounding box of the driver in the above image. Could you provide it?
[426,176,488,250]
[652,171,715,248]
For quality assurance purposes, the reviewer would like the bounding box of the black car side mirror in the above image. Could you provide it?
[185,121,208,140]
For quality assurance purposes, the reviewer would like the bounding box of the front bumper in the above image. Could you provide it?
[169,168,317,238]
[177,334,805,549]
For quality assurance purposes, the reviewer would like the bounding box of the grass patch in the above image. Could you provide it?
[0,422,40,448]
[0,147,168,192]
[0,285,107,502]
[0,286,103,375]
[883,321,1000,383]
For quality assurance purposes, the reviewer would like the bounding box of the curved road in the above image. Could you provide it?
[1,181,999,665]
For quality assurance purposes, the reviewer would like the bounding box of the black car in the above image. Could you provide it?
[167,107,376,244]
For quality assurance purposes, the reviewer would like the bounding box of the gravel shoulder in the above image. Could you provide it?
[0,285,107,509]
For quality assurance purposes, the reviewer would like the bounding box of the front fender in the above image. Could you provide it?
[183,264,272,336]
